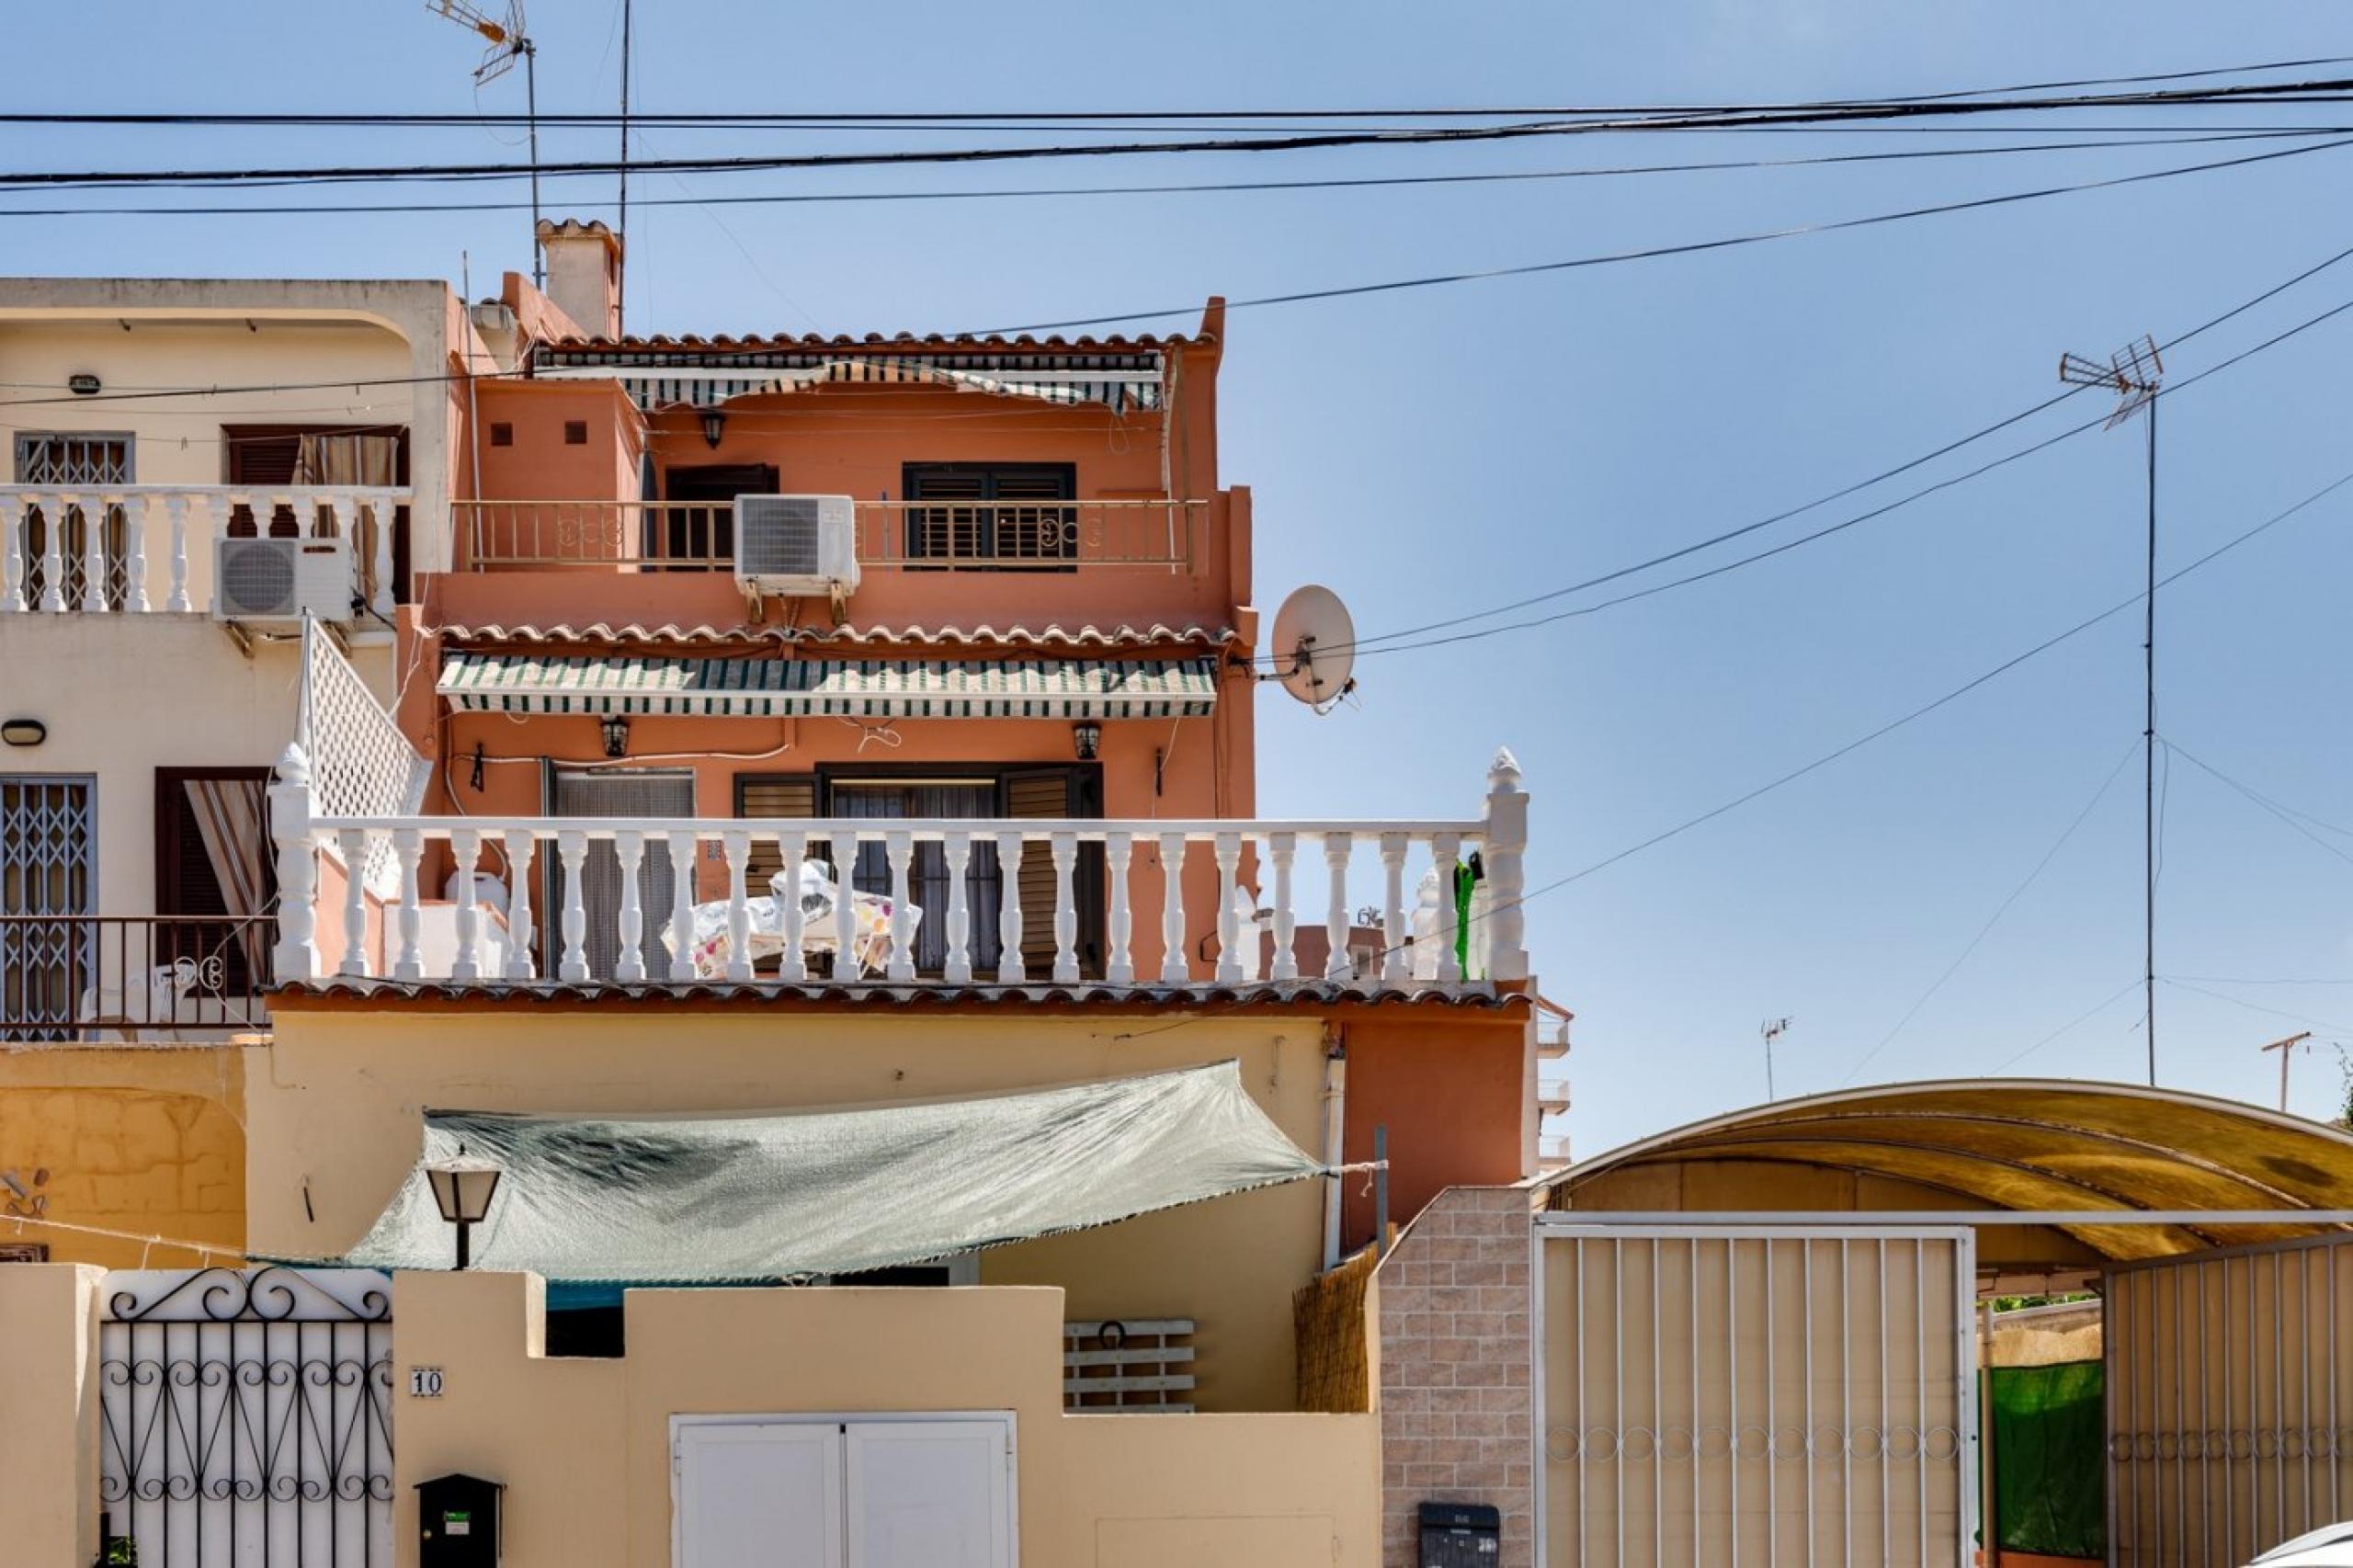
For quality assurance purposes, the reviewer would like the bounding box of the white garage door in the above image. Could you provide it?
[675,1415,1014,1568]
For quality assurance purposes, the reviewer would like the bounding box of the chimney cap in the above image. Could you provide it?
[536,217,625,261]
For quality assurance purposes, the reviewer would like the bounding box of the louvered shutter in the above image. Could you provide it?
[737,775,818,884]
[1003,767,1102,979]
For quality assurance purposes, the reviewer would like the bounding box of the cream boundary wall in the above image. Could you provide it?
[250,1009,1330,1411]
[0,1265,104,1567]
[394,1272,1378,1568]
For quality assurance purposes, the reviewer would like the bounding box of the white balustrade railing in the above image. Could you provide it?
[0,484,410,619]
[267,744,1530,991]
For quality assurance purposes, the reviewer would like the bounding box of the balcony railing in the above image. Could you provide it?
[0,915,273,1042]
[0,485,409,619]
[266,745,1530,994]
[458,498,1203,574]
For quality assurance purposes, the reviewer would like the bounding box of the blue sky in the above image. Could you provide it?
[8,3,2353,1144]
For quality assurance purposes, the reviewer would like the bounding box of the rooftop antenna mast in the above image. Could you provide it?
[2260,1031,2313,1114]
[428,0,543,288]
[1760,1016,1792,1101]
[616,0,631,334]
[2059,334,2163,1087]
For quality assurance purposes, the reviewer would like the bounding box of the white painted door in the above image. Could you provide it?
[673,1417,1013,1568]
[676,1423,844,1568]
[846,1421,1012,1568]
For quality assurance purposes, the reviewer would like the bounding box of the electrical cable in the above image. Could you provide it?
[2157,738,2353,869]
[3,129,2329,222]
[1989,979,2147,1072]
[2160,978,2353,1037]
[1838,739,2139,1084]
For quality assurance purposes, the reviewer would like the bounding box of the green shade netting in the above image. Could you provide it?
[1989,1359,2107,1561]
[328,1060,1327,1284]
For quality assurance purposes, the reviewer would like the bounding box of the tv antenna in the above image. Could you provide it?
[1760,1016,1792,1100]
[2058,334,2163,1086]
[1266,585,1358,713]
[2260,1030,2313,1113]
[428,0,544,288]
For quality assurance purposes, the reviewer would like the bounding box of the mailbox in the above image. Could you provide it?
[1417,1500,1500,1567]
[417,1472,504,1567]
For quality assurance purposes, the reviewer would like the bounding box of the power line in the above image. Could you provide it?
[1990,979,2147,1072]
[10,78,2353,191]
[2161,978,2353,1038]
[2158,738,2353,870]
[3,129,2330,222]
[1839,738,2139,1085]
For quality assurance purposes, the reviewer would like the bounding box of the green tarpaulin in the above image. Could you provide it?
[1989,1359,2107,1561]
[328,1061,1328,1284]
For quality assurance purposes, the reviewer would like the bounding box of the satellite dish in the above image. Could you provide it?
[1269,585,1357,709]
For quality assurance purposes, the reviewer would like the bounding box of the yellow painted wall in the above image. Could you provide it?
[0,1264,104,1568]
[0,1045,244,1268]
[393,1270,1379,1568]
[252,1006,1329,1410]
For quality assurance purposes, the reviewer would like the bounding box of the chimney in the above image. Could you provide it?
[535,219,624,339]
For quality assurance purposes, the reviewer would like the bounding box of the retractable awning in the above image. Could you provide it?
[328,1062,1327,1283]
[532,352,1165,414]
[437,652,1219,720]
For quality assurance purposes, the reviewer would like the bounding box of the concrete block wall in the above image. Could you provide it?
[1376,1186,1534,1567]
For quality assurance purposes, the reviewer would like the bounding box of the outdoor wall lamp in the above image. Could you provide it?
[426,1156,503,1271]
[699,407,727,449]
[0,719,45,748]
[600,715,631,758]
[1071,720,1102,761]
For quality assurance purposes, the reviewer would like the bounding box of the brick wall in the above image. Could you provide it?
[1376,1185,1534,1567]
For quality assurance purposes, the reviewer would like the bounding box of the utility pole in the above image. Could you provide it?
[2059,335,2163,1085]
[2262,1031,2313,1113]
[1761,1017,1792,1101]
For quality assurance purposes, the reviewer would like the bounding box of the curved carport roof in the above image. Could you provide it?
[1537,1079,2353,1261]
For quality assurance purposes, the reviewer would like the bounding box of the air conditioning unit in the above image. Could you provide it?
[733,494,859,597]
[212,536,357,624]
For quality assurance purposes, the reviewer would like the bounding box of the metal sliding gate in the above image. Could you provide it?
[1538,1224,1977,1568]
[99,1267,395,1567]
[2106,1234,2353,1568]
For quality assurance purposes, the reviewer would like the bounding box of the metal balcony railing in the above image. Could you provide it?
[0,915,274,1041]
[458,498,1204,574]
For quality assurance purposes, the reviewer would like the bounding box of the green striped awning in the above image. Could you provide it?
[437,653,1219,719]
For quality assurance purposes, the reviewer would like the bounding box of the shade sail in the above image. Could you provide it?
[437,652,1219,720]
[331,1062,1325,1282]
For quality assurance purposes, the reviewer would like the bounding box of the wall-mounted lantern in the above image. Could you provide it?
[1071,721,1102,761]
[425,1156,503,1270]
[600,715,631,758]
[0,719,45,748]
[66,372,101,397]
[699,407,727,449]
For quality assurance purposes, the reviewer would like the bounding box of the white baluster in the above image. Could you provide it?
[73,494,106,612]
[0,495,22,614]
[503,832,538,980]
[392,828,424,982]
[995,834,1026,984]
[1051,831,1079,985]
[1104,832,1134,985]
[1267,832,1299,983]
[1212,831,1243,984]
[613,831,646,983]
[722,831,752,983]
[942,832,973,985]
[1379,832,1410,984]
[1158,832,1189,985]
[556,830,590,983]
[337,828,371,978]
[267,743,318,981]
[120,495,148,612]
[1431,831,1463,984]
[666,834,699,982]
[828,833,859,983]
[1483,748,1530,983]
[36,493,63,612]
[1323,832,1353,983]
[366,496,393,620]
[883,831,916,983]
[164,494,192,612]
[777,830,809,983]
[449,827,483,983]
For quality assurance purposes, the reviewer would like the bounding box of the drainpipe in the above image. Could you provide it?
[1320,1029,1346,1269]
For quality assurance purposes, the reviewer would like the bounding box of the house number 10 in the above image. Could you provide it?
[408,1367,446,1398]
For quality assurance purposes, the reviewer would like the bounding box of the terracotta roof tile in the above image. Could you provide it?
[434,620,1240,652]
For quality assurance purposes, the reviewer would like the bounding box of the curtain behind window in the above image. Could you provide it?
[181,776,270,980]
[296,435,400,602]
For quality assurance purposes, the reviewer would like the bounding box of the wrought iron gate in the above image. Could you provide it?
[99,1267,394,1567]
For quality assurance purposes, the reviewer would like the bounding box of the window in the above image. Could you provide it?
[903,463,1077,571]
[154,767,275,997]
[490,422,515,448]
[12,433,131,610]
[222,425,412,604]
[563,420,588,445]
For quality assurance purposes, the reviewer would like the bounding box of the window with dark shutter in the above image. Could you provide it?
[736,774,818,884]
[222,425,414,600]
[903,463,1078,572]
[1002,766,1103,978]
